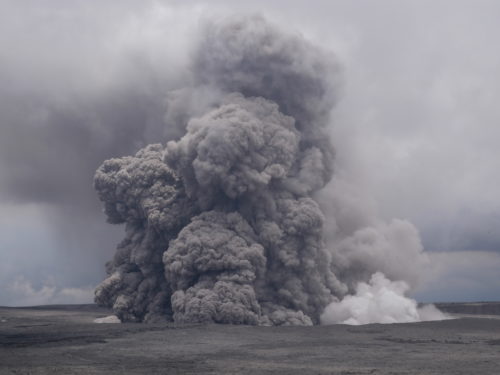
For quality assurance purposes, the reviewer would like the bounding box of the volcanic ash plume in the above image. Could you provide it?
[94,15,438,325]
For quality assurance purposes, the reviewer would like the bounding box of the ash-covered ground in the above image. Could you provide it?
[1,304,499,375]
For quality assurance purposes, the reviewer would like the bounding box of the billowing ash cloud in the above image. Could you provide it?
[94,15,437,325]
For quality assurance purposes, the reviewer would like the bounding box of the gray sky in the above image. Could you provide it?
[1,0,499,305]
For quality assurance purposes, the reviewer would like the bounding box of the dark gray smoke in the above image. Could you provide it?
[95,15,433,325]
[94,15,346,325]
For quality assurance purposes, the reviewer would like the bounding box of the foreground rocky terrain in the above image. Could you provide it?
[1,304,499,374]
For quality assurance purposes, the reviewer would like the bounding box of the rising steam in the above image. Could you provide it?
[320,272,448,325]
[94,15,442,325]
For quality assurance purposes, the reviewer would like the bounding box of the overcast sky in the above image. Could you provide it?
[1,0,499,305]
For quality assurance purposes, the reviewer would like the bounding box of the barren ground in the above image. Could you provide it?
[1,304,499,374]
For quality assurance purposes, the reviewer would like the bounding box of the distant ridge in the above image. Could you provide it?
[0,304,110,312]
[435,302,500,316]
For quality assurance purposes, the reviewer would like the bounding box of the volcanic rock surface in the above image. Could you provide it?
[1,304,500,374]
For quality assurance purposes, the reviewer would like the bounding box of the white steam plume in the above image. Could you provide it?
[320,272,448,325]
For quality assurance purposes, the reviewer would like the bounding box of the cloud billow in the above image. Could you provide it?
[94,15,437,325]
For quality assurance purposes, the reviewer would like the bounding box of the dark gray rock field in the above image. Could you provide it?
[1,304,499,374]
